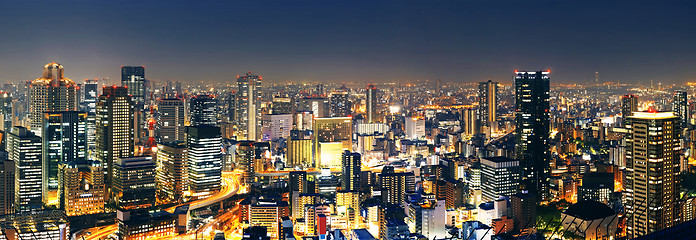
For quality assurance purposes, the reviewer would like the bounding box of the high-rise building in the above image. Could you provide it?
[298,97,330,118]
[514,71,551,201]
[96,86,135,192]
[60,160,105,216]
[0,92,12,137]
[9,126,42,212]
[271,96,293,115]
[511,191,536,233]
[673,90,689,129]
[287,130,312,167]
[366,84,378,123]
[121,66,147,106]
[262,114,293,141]
[248,200,289,240]
[480,157,520,202]
[330,92,351,117]
[313,117,352,167]
[29,62,78,135]
[236,73,263,141]
[336,190,361,229]
[624,111,680,238]
[621,94,638,126]
[461,107,478,138]
[83,79,99,151]
[237,141,256,184]
[288,171,307,194]
[0,158,15,215]
[42,111,87,206]
[112,156,156,210]
[478,80,498,128]
[187,125,222,199]
[405,117,425,139]
[157,98,186,142]
[190,94,218,127]
[156,141,188,203]
[380,167,415,205]
[341,151,361,191]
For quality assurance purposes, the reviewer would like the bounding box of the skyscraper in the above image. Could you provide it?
[624,111,680,238]
[478,80,498,128]
[190,94,218,127]
[380,167,415,205]
[29,62,78,135]
[157,98,186,142]
[236,141,256,184]
[113,156,156,210]
[60,160,105,216]
[514,71,550,201]
[0,158,15,215]
[236,73,262,141]
[187,125,222,199]
[121,66,147,142]
[96,86,134,192]
[83,79,99,151]
[621,94,638,126]
[480,157,520,202]
[298,97,330,118]
[0,92,12,137]
[9,126,42,212]
[42,111,87,206]
[673,90,689,129]
[461,107,479,138]
[287,130,312,168]
[313,117,352,167]
[156,141,187,203]
[271,96,293,115]
[366,84,378,123]
[330,91,351,117]
[341,151,361,191]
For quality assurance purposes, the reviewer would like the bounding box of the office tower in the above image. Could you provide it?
[405,117,425,139]
[380,167,415,204]
[289,171,307,194]
[187,125,222,199]
[514,71,551,200]
[511,191,536,232]
[156,141,187,203]
[262,114,293,141]
[9,126,42,212]
[287,130,312,167]
[366,84,378,123]
[157,98,186,142]
[621,94,638,125]
[121,66,147,106]
[595,71,599,83]
[29,62,78,135]
[96,86,134,194]
[236,73,263,141]
[330,91,351,117]
[112,156,156,210]
[406,199,447,239]
[341,151,361,191]
[313,117,352,167]
[0,158,14,215]
[673,90,689,129]
[248,200,289,240]
[298,97,330,118]
[190,94,218,127]
[478,80,498,128]
[42,111,87,206]
[60,160,105,216]
[461,107,478,138]
[0,92,12,136]
[83,79,99,151]
[272,96,293,115]
[624,111,680,238]
[237,141,256,184]
[480,157,520,202]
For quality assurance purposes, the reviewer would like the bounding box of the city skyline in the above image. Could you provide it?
[0,1,695,85]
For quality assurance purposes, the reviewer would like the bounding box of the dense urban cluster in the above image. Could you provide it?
[0,64,694,240]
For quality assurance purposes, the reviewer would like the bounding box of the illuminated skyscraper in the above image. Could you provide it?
[478,80,498,128]
[621,94,638,126]
[121,66,147,106]
[461,107,478,138]
[0,158,14,215]
[9,126,42,212]
[60,160,104,216]
[287,130,312,167]
[624,111,680,238]
[330,91,351,117]
[313,117,352,167]
[366,84,378,123]
[187,125,222,199]
[96,86,134,192]
[271,96,293,115]
[42,111,87,206]
[0,92,12,137]
[190,94,218,127]
[156,141,187,203]
[113,156,156,210]
[341,151,361,191]
[480,157,520,202]
[157,98,186,142]
[29,62,78,136]
[514,71,550,200]
[235,73,262,141]
[673,90,689,129]
[237,141,256,184]
[83,79,99,151]
[380,167,415,205]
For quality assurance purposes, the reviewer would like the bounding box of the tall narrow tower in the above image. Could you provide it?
[672,90,689,129]
[478,80,498,128]
[366,84,378,123]
[29,62,78,135]
[514,71,551,201]
[235,73,262,141]
[96,86,134,194]
[621,94,638,126]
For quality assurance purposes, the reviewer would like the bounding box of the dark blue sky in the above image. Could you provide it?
[0,0,695,85]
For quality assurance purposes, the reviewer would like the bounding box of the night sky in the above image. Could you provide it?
[0,0,695,85]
